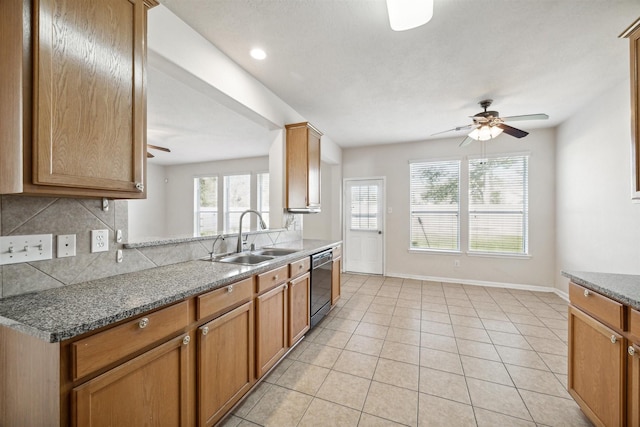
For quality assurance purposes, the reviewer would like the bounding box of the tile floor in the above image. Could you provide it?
[221,274,593,427]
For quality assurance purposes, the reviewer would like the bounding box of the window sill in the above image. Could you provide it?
[466,251,531,260]
[408,248,462,255]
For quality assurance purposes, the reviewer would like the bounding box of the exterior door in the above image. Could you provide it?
[344,179,384,274]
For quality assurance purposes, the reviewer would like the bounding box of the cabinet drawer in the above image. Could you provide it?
[333,245,342,259]
[569,282,623,330]
[256,265,289,294]
[289,258,310,278]
[197,277,253,320]
[631,308,640,339]
[72,301,189,380]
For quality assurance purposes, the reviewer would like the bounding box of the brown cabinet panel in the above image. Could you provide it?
[289,257,311,279]
[73,333,190,427]
[198,301,254,427]
[623,17,640,200]
[197,278,253,320]
[568,305,625,427]
[255,283,288,378]
[629,342,640,427]
[288,272,310,346]
[285,122,322,211]
[331,257,341,306]
[256,265,289,294]
[569,282,624,330]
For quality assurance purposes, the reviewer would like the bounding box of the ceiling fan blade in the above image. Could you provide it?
[148,144,171,153]
[501,113,549,122]
[431,124,473,136]
[147,152,155,158]
[497,123,529,138]
[459,136,474,147]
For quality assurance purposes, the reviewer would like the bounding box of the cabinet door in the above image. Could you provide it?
[568,305,624,427]
[32,0,147,196]
[306,129,321,208]
[629,343,640,427]
[255,283,288,378]
[331,257,341,305]
[288,272,310,346]
[198,301,254,427]
[73,333,190,427]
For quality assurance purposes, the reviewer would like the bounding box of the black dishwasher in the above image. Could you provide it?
[310,249,333,328]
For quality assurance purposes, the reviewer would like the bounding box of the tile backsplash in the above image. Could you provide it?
[0,196,302,298]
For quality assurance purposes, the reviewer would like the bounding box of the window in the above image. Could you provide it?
[224,174,251,233]
[350,184,379,230]
[410,160,460,251]
[468,155,528,254]
[257,172,270,227]
[194,176,218,236]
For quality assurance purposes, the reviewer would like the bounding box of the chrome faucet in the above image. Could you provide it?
[236,210,268,253]
[209,234,225,260]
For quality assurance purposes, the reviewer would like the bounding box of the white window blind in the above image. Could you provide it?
[410,160,460,251]
[350,184,379,230]
[194,176,218,236]
[257,172,270,227]
[468,155,528,254]
[224,174,251,233]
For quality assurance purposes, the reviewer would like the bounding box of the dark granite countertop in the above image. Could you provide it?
[562,270,640,311]
[0,239,340,343]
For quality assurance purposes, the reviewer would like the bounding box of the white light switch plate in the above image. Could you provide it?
[0,234,53,265]
[91,229,109,253]
[57,234,76,258]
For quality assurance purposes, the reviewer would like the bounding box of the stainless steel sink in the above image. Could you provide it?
[251,248,299,257]
[215,254,275,265]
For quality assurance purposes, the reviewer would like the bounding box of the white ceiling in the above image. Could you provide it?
[148,0,640,164]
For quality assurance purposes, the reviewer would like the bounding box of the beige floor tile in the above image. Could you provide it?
[324,317,360,334]
[466,378,532,421]
[506,312,545,326]
[447,298,474,308]
[519,389,593,426]
[515,323,559,340]
[487,330,532,350]
[358,413,406,426]
[456,339,501,361]
[473,407,536,427]
[233,382,272,417]
[316,371,371,410]
[393,306,421,319]
[422,295,447,305]
[555,373,568,388]
[336,307,367,321]
[535,309,566,322]
[505,364,570,398]
[495,345,548,370]
[245,384,313,426]
[448,305,478,316]
[346,334,385,356]
[380,341,420,364]
[362,312,393,326]
[218,414,243,427]
[419,367,471,404]
[373,358,419,391]
[460,355,513,386]
[538,352,568,375]
[296,342,342,368]
[386,327,421,346]
[422,302,449,313]
[287,340,311,360]
[421,320,455,337]
[421,332,458,353]
[471,302,502,312]
[450,314,485,328]
[312,328,352,349]
[389,315,421,331]
[396,298,422,309]
[275,361,330,395]
[524,335,567,356]
[368,303,396,315]
[551,327,569,343]
[363,381,418,426]
[421,310,451,324]
[298,398,361,427]
[476,309,510,322]
[453,325,492,343]
[263,358,293,384]
[418,393,476,427]
[355,322,389,339]
[420,347,463,374]
[373,296,397,306]
[378,288,400,298]
[333,350,379,379]
[481,318,520,334]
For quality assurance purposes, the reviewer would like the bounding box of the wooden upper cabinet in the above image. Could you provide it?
[285,122,322,212]
[622,17,640,200]
[0,0,158,198]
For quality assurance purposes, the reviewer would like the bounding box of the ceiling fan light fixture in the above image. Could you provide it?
[386,0,433,31]
[469,125,503,141]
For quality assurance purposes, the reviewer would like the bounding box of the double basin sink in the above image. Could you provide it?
[212,248,299,265]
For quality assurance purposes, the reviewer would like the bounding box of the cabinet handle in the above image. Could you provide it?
[135,182,144,192]
[299,265,303,270]
[182,335,190,345]
[611,335,617,344]
[274,275,279,281]
[138,317,149,329]
[227,285,234,293]
[583,289,590,297]
[629,346,636,356]
[202,326,209,336]
[284,283,288,291]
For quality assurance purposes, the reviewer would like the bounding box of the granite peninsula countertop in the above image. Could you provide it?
[0,239,340,343]
[562,270,640,311]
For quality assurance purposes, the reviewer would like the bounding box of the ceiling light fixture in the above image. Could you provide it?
[468,125,504,141]
[250,48,267,60]
[386,0,433,31]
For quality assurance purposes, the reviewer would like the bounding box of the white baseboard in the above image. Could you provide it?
[553,289,569,302]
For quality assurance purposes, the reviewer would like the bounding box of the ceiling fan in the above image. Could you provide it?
[433,99,549,147]
[147,144,171,158]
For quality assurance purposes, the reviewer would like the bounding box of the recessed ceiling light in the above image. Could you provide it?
[250,48,267,60]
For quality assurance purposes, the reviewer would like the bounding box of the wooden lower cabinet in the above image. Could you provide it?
[255,283,288,378]
[629,342,640,426]
[331,256,341,305]
[73,333,191,427]
[288,272,310,346]
[198,301,254,427]
[568,304,625,427]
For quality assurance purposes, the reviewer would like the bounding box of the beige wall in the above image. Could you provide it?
[555,78,640,292]
[342,129,557,288]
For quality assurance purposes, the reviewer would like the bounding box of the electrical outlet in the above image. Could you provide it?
[57,234,76,258]
[454,259,461,267]
[91,229,109,253]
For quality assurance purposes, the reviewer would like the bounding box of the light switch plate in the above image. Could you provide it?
[0,234,53,265]
[91,229,109,253]
[57,234,76,258]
